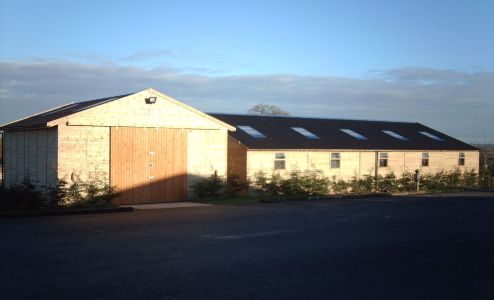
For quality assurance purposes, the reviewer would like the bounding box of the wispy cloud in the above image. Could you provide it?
[0,60,492,143]
[117,49,174,62]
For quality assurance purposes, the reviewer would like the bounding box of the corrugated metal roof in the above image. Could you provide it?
[1,93,133,129]
[209,114,477,151]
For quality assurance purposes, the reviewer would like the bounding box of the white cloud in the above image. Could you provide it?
[0,60,493,143]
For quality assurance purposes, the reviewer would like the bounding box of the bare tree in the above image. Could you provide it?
[248,104,290,116]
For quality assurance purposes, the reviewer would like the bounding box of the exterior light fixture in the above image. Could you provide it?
[145,97,157,104]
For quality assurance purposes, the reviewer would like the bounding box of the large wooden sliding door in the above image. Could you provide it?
[110,127,187,205]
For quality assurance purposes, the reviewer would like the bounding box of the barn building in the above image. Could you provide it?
[210,114,479,184]
[0,89,234,204]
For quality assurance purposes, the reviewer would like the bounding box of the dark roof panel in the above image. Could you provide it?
[210,114,477,151]
[1,93,133,129]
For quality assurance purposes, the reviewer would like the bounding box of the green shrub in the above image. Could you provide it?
[479,167,494,188]
[51,175,116,208]
[264,173,285,196]
[48,177,68,207]
[252,171,268,194]
[300,170,330,196]
[462,169,478,187]
[281,171,306,196]
[331,176,348,194]
[0,178,43,209]
[192,172,225,199]
[422,171,447,191]
[375,173,398,193]
[349,175,374,194]
[398,171,415,192]
[225,174,249,197]
[449,169,462,188]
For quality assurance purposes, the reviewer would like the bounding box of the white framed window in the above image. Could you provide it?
[422,152,429,167]
[330,153,340,168]
[379,152,388,168]
[274,153,286,170]
[458,152,465,166]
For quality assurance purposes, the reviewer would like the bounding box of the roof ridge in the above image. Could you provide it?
[208,112,416,124]
[73,92,135,104]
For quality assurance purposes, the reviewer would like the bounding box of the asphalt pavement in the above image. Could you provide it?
[1,193,494,299]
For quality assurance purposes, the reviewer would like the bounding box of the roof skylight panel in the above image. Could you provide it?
[418,131,444,141]
[382,130,408,141]
[340,129,368,140]
[237,125,266,139]
[291,127,319,139]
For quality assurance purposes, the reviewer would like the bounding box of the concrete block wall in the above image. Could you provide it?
[187,128,228,198]
[57,125,110,183]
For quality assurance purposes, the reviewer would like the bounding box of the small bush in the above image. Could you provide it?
[479,167,494,188]
[192,172,225,199]
[300,170,330,196]
[398,171,415,192]
[264,173,285,196]
[0,179,43,209]
[48,177,69,207]
[349,175,374,194]
[281,171,307,196]
[462,169,478,187]
[331,176,348,194]
[225,174,249,197]
[375,173,398,193]
[51,175,116,208]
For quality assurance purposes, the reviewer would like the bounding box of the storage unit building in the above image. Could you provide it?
[1,89,234,204]
[210,114,479,184]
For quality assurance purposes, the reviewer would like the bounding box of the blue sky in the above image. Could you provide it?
[0,0,493,142]
[2,0,492,76]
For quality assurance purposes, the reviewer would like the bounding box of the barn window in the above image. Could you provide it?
[330,153,340,168]
[291,127,319,139]
[274,153,286,170]
[382,130,408,141]
[422,152,429,166]
[379,152,388,168]
[340,129,368,140]
[419,131,444,141]
[458,152,465,166]
[237,126,266,139]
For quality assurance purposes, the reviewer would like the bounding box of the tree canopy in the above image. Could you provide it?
[248,104,290,116]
